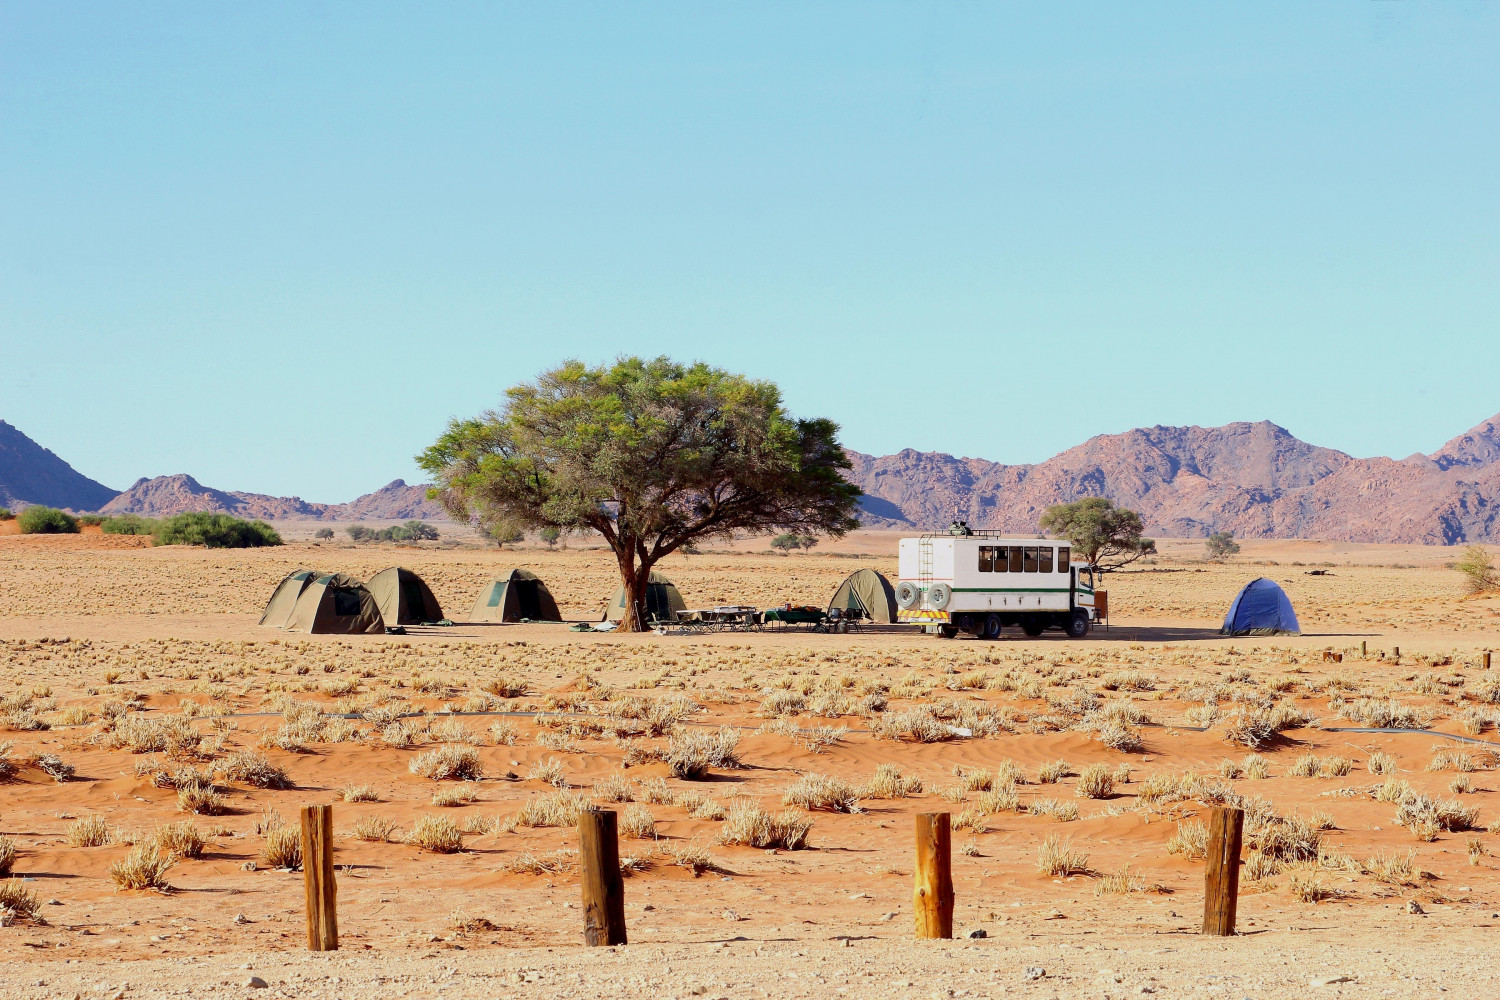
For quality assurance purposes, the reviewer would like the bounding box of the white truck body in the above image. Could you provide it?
[896,532,1100,638]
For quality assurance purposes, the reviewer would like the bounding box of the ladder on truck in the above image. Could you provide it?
[917,537,934,609]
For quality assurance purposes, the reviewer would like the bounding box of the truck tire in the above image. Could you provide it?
[895,581,920,610]
[938,625,958,639]
[982,613,1002,640]
[1021,616,1045,637]
[1066,610,1090,638]
[928,582,952,610]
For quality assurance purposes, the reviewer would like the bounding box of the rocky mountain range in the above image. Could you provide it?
[847,413,1500,545]
[5,413,1500,542]
[0,421,447,521]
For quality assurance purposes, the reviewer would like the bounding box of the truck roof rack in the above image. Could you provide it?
[918,530,1049,540]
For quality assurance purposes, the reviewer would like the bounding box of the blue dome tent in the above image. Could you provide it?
[1220,578,1301,636]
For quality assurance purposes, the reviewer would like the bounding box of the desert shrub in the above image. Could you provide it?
[1454,545,1499,594]
[0,507,10,520]
[0,836,15,876]
[1036,759,1071,784]
[620,804,657,839]
[1204,531,1240,561]
[1365,848,1418,886]
[1029,797,1079,822]
[1166,819,1208,859]
[782,773,861,813]
[0,877,41,921]
[1427,747,1477,773]
[527,756,569,787]
[67,815,114,848]
[409,745,483,781]
[1036,834,1089,876]
[260,826,303,869]
[664,726,741,779]
[76,513,106,526]
[769,533,816,552]
[871,707,952,743]
[17,506,78,534]
[1367,751,1397,776]
[313,527,334,540]
[861,763,922,799]
[432,785,477,807]
[110,846,176,890]
[517,790,586,828]
[384,520,440,542]
[176,783,227,815]
[719,802,812,849]
[1075,763,1114,799]
[218,751,292,789]
[1395,793,1479,838]
[101,514,157,535]
[353,815,397,842]
[151,821,207,860]
[153,512,281,548]
[1288,871,1333,903]
[591,773,634,803]
[1248,814,1324,862]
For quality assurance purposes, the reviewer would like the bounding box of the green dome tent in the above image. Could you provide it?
[287,573,385,634]
[603,570,686,624]
[367,567,444,625]
[827,568,898,623]
[258,569,323,629]
[469,568,562,623]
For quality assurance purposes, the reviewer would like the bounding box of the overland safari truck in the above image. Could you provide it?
[896,524,1103,639]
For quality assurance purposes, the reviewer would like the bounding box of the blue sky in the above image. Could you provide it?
[3,2,1497,500]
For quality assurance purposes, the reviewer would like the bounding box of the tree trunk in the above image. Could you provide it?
[614,550,652,633]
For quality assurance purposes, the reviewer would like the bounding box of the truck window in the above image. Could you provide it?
[1038,546,1053,573]
[977,546,993,572]
[993,545,1007,572]
[1023,546,1038,572]
[1058,546,1070,572]
[1007,546,1022,573]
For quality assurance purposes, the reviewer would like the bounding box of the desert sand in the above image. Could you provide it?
[2,531,1500,998]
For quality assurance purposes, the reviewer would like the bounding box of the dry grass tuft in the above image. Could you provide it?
[409,745,484,781]
[1036,834,1089,876]
[1075,763,1114,799]
[782,773,862,813]
[352,815,397,843]
[517,790,587,828]
[405,814,464,853]
[67,815,114,848]
[861,763,922,799]
[620,803,657,839]
[217,751,292,789]
[342,784,379,803]
[1166,819,1208,859]
[260,826,303,869]
[109,845,176,891]
[150,820,207,860]
[0,836,15,877]
[0,878,41,921]
[719,801,813,850]
[665,727,742,779]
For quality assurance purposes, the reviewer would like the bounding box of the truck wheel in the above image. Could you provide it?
[1021,616,1045,637]
[938,625,958,639]
[1066,610,1090,638]
[982,614,1003,640]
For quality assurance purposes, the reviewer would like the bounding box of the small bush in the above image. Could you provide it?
[620,803,657,839]
[342,784,379,802]
[782,773,862,813]
[1036,759,1071,784]
[1075,763,1114,799]
[110,846,176,890]
[151,821,207,860]
[1167,819,1208,859]
[409,745,484,781]
[313,528,335,540]
[1036,834,1089,876]
[406,814,463,852]
[153,512,282,548]
[517,790,586,828]
[17,506,78,534]
[665,726,742,779]
[67,815,114,847]
[101,514,157,535]
[0,507,11,520]
[719,801,813,849]
[177,783,227,815]
[1028,797,1079,822]
[218,751,292,789]
[0,878,41,920]
[862,763,923,799]
[76,514,106,527]
[352,815,397,842]
[0,836,15,876]
[260,826,303,869]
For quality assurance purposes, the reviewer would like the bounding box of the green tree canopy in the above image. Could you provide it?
[418,357,862,629]
[1038,497,1156,572]
[1205,531,1240,561]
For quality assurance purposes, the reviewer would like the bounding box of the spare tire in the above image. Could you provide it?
[895,581,921,610]
[928,582,953,610]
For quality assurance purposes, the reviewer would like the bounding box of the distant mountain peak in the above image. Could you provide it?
[0,420,120,512]
[1429,412,1500,471]
[102,474,447,521]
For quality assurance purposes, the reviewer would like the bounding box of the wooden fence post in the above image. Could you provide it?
[1202,806,1244,936]
[913,812,954,939]
[1392,646,1400,663]
[579,807,627,946]
[300,804,338,951]
[1360,640,1367,658]
[1484,651,1492,670]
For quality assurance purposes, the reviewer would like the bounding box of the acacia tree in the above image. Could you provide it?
[418,357,863,630]
[1038,497,1157,572]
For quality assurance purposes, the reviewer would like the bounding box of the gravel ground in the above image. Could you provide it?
[7,918,1499,1000]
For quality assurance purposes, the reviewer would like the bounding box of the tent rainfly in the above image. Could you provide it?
[1220,578,1301,636]
[469,568,562,623]
[603,570,686,624]
[258,569,323,629]
[366,567,444,626]
[286,573,386,634]
[827,568,899,623]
